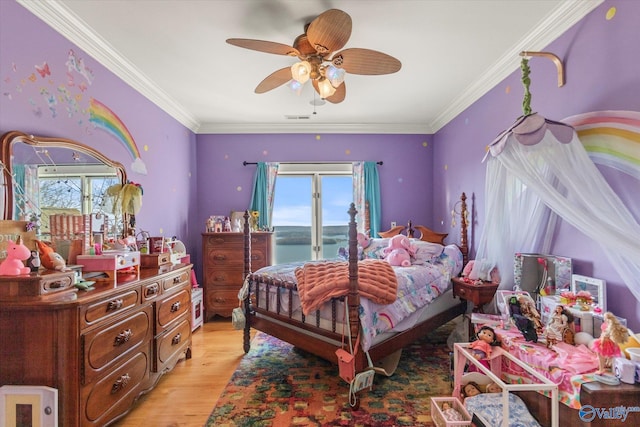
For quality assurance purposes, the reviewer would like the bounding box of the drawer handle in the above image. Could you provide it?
[251,255,260,261]
[172,333,182,345]
[111,373,131,394]
[146,284,159,296]
[214,297,226,303]
[213,255,227,261]
[49,281,64,289]
[114,329,133,346]
[107,299,124,311]
[173,276,181,284]
[170,301,181,312]
[214,276,225,281]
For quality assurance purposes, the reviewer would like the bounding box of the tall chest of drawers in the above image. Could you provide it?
[0,264,192,427]
[202,232,273,318]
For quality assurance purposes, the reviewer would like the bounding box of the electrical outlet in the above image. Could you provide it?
[390,221,397,228]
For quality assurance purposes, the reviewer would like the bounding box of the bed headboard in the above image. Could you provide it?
[375,193,469,265]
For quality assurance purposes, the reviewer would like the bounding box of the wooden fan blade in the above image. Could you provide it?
[325,82,346,104]
[226,38,300,56]
[306,9,352,55]
[255,67,292,94]
[332,48,402,75]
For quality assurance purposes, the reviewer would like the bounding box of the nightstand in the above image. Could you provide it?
[451,277,499,313]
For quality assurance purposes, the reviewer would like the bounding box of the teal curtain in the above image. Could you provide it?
[364,161,381,237]
[249,162,279,228]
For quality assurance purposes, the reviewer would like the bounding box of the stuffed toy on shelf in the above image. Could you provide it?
[0,237,31,276]
[35,240,70,271]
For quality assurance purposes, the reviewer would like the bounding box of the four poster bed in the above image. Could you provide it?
[241,193,470,375]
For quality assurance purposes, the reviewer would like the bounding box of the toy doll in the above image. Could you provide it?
[591,312,630,374]
[485,381,502,393]
[441,401,464,421]
[469,325,500,360]
[544,305,574,348]
[461,381,483,400]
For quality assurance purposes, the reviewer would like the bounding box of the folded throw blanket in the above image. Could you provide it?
[295,259,398,315]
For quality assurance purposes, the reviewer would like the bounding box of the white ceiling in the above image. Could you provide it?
[20,0,603,134]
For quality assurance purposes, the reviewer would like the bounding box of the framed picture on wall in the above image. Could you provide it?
[571,274,606,312]
[0,385,58,427]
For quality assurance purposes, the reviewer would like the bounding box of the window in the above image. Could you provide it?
[37,164,120,238]
[271,163,352,263]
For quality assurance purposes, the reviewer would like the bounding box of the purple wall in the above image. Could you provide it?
[0,1,198,256]
[195,133,434,270]
[434,0,640,331]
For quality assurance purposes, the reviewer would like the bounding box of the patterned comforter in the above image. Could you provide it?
[251,244,463,350]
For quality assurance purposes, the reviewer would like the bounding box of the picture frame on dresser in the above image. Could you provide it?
[571,274,606,312]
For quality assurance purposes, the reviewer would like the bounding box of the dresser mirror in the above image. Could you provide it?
[1,131,130,243]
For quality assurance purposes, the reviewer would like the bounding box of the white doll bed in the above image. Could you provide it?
[453,343,559,427]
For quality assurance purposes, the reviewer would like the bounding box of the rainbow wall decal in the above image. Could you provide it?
[89,98,147,175]
[564,110,640,181]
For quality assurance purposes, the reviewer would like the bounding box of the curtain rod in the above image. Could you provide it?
[243,161,383,166]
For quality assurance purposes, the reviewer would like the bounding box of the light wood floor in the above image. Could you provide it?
[113,318,251,427]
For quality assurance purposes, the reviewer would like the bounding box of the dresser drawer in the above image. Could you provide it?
[205,286,239,317]
[82,288,140,327]
[82,305,152,384]
[162,270,190,292]
[142,280,161,301]
[155,316,191,372]
[204,266,243,286]
[156,288,190,330]
[82,350,149,426]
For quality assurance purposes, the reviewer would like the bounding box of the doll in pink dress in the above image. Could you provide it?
[469,326,500,359]
[591,312,630,374]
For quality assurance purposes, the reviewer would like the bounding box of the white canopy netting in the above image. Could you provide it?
[474,111,640,304]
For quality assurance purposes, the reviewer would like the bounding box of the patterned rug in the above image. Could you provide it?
[206,320,459,427]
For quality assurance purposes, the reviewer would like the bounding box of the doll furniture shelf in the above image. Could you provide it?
[453,343,559,427]
[77,250,140,284]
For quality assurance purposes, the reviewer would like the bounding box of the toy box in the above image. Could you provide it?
[430,396,472,427]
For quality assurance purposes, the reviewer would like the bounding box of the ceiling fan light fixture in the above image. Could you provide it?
[288,79,304,95]
[317,78,336,98]
[325,64,346,88]
[291,60,312,84]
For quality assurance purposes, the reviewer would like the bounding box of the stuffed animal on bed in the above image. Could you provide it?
[383,235,415,267]
[337,232,371,261]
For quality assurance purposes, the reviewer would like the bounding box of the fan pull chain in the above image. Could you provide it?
[521,57,532,116]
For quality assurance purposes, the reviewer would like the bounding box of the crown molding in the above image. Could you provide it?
[17,0,201,133]
[429,0,604,132]
[197,122,433,135]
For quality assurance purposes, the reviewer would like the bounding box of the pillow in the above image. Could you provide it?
[362,238,389,260]
[410,240,444,265]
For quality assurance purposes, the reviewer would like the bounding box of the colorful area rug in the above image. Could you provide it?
[206,321,457,426]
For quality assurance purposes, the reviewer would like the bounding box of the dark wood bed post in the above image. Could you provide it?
[460,192,469,266]
[242,210,251,353]
[347,203,360,359]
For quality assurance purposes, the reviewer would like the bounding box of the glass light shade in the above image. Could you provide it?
[291,61,312,84]
[288,79,303,95]
[325,64,346,88]
[317,78,336,98]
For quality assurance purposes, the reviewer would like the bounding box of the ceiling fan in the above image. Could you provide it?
[226,9,401,104]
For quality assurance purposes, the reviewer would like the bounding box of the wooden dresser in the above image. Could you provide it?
[202,232,272,319]
[0,263,192,427]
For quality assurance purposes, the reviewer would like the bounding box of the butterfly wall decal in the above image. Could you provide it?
[35,62,50,78]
